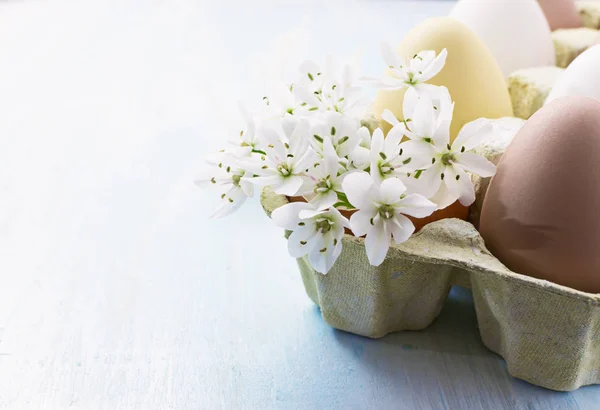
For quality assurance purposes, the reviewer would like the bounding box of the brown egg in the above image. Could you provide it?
[537,0,582,30]
[480,96,600,293]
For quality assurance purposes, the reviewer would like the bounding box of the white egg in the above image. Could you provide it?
[450,0,555,78]
[546,45,600,103]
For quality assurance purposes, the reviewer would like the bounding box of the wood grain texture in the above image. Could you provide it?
[0,0,599,408]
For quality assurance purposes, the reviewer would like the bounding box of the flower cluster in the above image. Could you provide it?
[198,44,497,274]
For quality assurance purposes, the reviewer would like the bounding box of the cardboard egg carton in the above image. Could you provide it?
[553,27,599,67]
[577,0,600,29]
[508,66,564,119]
[260,129,600,392]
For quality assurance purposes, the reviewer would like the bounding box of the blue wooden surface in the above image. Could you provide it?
[0,0,599,408]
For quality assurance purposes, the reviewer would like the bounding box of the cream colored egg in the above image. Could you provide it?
[450,0,555,78]
[546,45,600,103]
[371,17,513,140]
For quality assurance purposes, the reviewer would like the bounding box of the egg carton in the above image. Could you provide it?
[577,0,600,29]
[260,136,600,393]
[553,27,599,68]
[508,66,564,119]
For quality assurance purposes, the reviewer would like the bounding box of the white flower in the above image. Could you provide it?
[304,136,345,213]
[348,126,373,170]
[362,43,447,94]
[221,104,263,158]
[272,202,351,274]
[415,118,498,209]
[261,83,308,119]
[296,60,326,94]
[309,112,360,162]
[293,58,368,119]
[382,86,454,146]
[241,117,316,196]
[342,172,437,266]
[368,127,431,185]
[195,152,254,218]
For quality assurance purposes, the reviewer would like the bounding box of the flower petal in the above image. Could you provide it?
[240,179,254,197]
[294,150,318,175]
[453,118,493,151]
[379,177,407,205]
[359,76,390,88]
[429,180,455,210]
[432,118,452,147]
[349,209,374,237]
[308,190,338,213]
[274,176,304,196]
[307,233,328,273]
[370,128,385,158]
[402,87,420,121]
[411,50,436,72]
[349,146,370,170]
[364,221,391,266]
[341,171,374,209]
[357,126,371,147]
[379,76,408,90]
[412,162,443,198]
[328,206,351,230]
[389,214,415,245]
[210,187,248,219]
[432,86,454,123]
[327,237,344,273]
[381,109,400,127]
[260,123,283,146]
[210,197,246,219]
[288,225,318,258]
[398,140,437,170]
[455,152,496,177]
[322,136,339,177]
[294,85,321,108]
[419,48,447,81]
[444,166,475,207]
[271,202,313,230]
[381,42,398,68]
[244,174,281,187]
[298,60,321,78]
[385,126,405,152]
[411,94,436,138]
[396,194,437,218]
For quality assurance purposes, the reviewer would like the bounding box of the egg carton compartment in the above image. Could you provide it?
[261,186,600,392]
[577,0,600,29]
[553,27,599,68]
[508,66,564,120]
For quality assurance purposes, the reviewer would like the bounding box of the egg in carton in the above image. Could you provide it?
[261,102,600,392]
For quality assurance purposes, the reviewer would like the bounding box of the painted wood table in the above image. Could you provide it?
[0,0,599,408]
